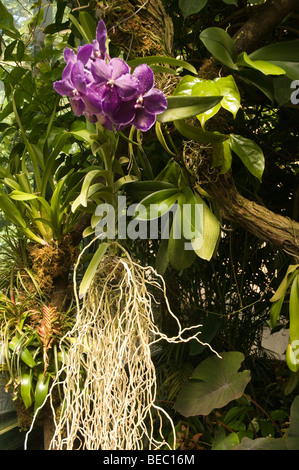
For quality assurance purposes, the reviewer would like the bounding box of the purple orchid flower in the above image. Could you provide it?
[53,20,168,132]
[91,20,108,61]
[110,64,168,131]
[90,58,139,116]
[53,47,102,116]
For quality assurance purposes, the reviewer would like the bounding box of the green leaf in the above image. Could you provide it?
[79,242,110,298]
[0,1,19,38]
[168,197,196,271]
[69,13,91,44]
[181,187,203,240]
[212,431,240,450]
[128,56,197,75]
[235,436,287,450]
[21,373,33,409]
[9,336,36,368]
[124,181,176,201]
[191,76,240,127]
[157,95,223,123]
[191,192,220,261]
[174,120,228,144]
[270,265,299,302]
[134,189,179,221]
[155,122,177,156]
[174,352,251,417]
[77,169,110,209]
[229,134,265,182]
[78,11,96,43]
[212,140,232,174]
[9,190,39,201]
[34,373,50,413]
[249,41,299,80]
[287,396,299,450]
[179,0,208,18]
[289,274,299,345]
[200,27,238,70]
[235,68,275,103]
[237,52,286,76]
[155,237,169,276]
[269,296,284,329]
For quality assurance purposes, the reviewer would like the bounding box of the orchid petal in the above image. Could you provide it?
[132,108,156,131]
[143,88,168,114]
[77,44,93,65]
[110,58,130,79]
[53,79,74,96]
[91,59,112,83]
[96,20,107,58]
[133,64,154,95]
[110,100,136,125]
[96,112,114,131]
[70,97,85,116]
[71,61,87,93]
[102,87,120,114]
[63,47,76,64]
[115,74,139,101]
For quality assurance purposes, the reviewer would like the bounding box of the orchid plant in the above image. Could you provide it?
[53,20,168,132]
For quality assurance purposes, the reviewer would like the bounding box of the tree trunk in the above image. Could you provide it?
[233,0,299,53]
[205,174,299,257]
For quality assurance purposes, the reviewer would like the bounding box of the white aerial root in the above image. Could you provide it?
[34,242,220,450]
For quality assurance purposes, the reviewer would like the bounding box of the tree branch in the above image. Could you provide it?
[233,0,298,53]
[205,174,299,257]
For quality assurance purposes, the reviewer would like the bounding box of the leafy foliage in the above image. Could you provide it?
[0,0,298,450]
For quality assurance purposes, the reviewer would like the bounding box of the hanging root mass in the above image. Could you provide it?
[29,246,219,450]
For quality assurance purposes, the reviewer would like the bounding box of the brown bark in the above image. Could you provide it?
[233,0,299,53]
[205,174,299,257]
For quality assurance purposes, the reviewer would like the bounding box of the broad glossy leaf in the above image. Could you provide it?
[191,81,222,127]
[237,52,286,75]
[9,336,36,368]
[200,27,238,70]
[249,41,299,80]
[174,352,251,416]
[229,134,265,182]
[79,242,110,298]
[289,274,299,345]
[157,95,223,123]
[179,0,208,18]
[286,343,299,373]
[212,140,232,174]
[168,198,196,271]
[9,190,39,201]
[181,187,203,240]
[134,189,179,221]
[192,76,240,126]
[155,237,169,276]
[270,265,299,303]
[191,192,220,261]
[128,56,197,75]
[269,296,284,329]
[34,372,51,413]
[235,436,287,450]
[174,120,228,144]
[124,180,176,200]
[78,11,96,43]
[21,373,32,409]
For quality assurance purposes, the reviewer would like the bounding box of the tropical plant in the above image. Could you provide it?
[0,0,298,452]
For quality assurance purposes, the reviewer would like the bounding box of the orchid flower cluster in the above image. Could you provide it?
[53,20,167,132]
